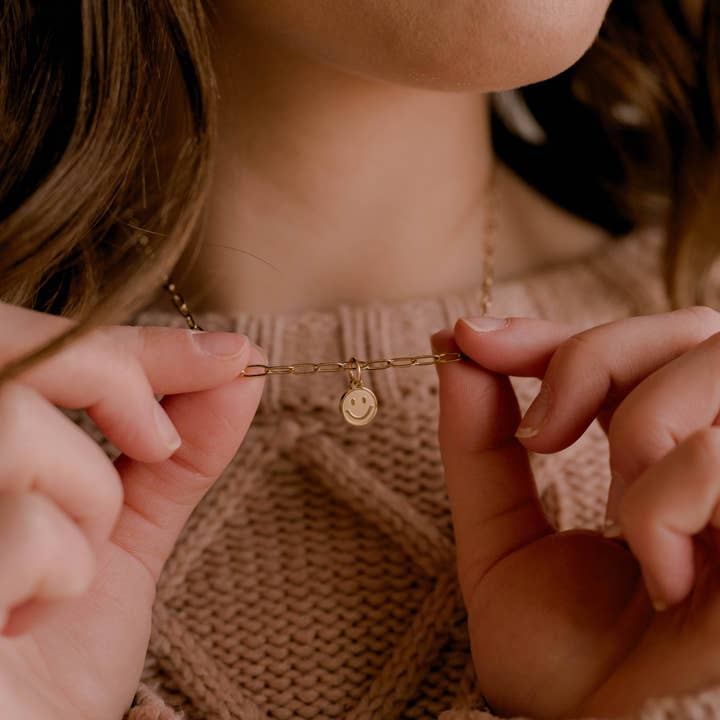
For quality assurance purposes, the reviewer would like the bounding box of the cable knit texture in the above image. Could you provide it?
[117,230,720,720]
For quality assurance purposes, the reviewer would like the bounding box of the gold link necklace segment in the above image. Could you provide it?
[130,165,496,426]
[238,352,464,378]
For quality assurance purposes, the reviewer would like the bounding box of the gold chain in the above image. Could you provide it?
[132,168,496,378]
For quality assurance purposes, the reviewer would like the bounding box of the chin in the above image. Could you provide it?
[215,0,612,92]
[342,0,614,91]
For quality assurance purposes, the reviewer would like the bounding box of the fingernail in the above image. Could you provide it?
[605,470,626,524]
[461,317,509,333]
[643,573,667,612]
[191,331,249,359]
[603,520,623,539]
[515,383,551,439]
[154,403,182,452]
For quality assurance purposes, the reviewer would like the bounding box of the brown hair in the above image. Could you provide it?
[494,0,720,305]
[1,1,718,379]
[0,0,213,377]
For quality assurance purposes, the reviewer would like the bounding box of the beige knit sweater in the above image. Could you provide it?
[122,229,720,720]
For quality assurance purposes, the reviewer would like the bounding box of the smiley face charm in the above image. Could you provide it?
[339,357,378,426]
[340,385,378,426]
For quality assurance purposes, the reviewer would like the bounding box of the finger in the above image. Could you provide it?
[433,330,552,606]
[100,324,252,395]
[454,315,579,378]
[454,307,720,452]
[2,303,252,462]
[111,345,266,581]
[618,426,720,609]
[609,329,720,488]
[82,327,251,462]
[3,303,252,394]
[0,382,122,541]
[0,492,95,633]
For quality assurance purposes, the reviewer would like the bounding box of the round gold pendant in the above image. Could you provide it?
[339,385,378,426]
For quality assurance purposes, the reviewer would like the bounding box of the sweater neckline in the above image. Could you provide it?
[137,228,669,415]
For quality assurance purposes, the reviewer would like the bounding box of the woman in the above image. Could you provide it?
[1,1,720,718]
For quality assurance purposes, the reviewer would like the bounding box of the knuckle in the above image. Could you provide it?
[607,385,654,444]
[86,326,145,380]
[96,346,147,402]
[128,324,154,358]
[106,345,139,382]
[1,493,94,599]
[23,493,52,533]
[8,494,55,552]
[73,325,119,366]
[607,401,633,444]
[607,400,665,480]
[67,444,124,533]
[683,427,720,472]
[65,328,148,407]
[552,332,602,372]
[87,324,116,348]
[124,324,194,359]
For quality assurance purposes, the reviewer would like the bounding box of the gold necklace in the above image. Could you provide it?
[132,175,496,427]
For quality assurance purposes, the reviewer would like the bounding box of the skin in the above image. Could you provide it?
[433,307,720,717]
[208,0,612,92]
[0,303,266,719]
[2,1,718,718]
[173,0,612,313]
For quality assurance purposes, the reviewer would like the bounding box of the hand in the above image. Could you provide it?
[0,302,265,720]
[434,306,720,719]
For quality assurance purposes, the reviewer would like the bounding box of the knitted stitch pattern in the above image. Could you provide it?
[114,230,720,720]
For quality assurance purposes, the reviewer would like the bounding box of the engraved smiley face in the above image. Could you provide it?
[339,386,378,426]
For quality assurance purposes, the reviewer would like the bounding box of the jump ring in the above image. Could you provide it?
[347,357,363,387]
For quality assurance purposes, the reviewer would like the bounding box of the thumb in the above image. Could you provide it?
[433,330,552,603]
[111,345,266,580]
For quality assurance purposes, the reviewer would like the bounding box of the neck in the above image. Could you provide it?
[176,28,499,315]
[174,30,607,316]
